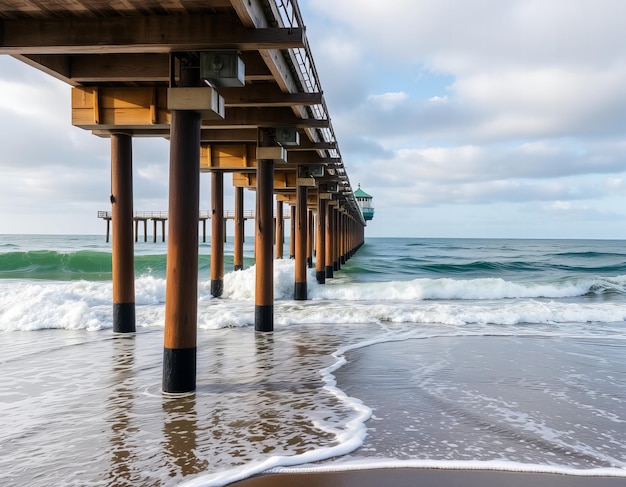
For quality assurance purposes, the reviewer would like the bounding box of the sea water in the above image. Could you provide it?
[0,235,625,485]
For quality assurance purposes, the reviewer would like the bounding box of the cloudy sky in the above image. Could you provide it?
[2,0,626,238]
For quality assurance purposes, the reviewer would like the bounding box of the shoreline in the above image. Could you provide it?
[229,468,626,487]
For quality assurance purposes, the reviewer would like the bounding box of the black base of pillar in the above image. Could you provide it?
[316,271,326,284]
[255,305,274,332]
[210,279,224,297]
[294,282,307,300]
[341,256,346,265]
[162,347,196,393]
[113,302,136,333]
[326,265,334,278]
[307,257,313,268]
[334,261,340,271]
[234,264,243,271]
[289,254,295,259]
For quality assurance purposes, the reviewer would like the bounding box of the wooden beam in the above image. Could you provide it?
[202,128,258,142]
[201,107,328,129]
[69,53,170,82]
[218,84,322,107]
[287,140,337,151]
[230,0,306,116]
[287,152,341,164]
[92,127,260,141]
[74,87,324,130]
[0,15,305,54]
[17,52,274,85]
[234,171,298,189]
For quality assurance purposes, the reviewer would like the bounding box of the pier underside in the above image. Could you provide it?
[0,0,366,393]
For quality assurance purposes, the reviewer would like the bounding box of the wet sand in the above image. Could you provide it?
[231,469,626,487]
[2,326,624,486]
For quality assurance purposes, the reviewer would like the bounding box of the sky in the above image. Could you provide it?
[2,0,626,238]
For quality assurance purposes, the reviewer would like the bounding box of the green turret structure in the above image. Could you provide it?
[354,184,374,221]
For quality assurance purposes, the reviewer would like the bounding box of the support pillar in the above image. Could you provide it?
[307,210,314,269]
[334,209,340,271]
[275,199,284,259]
[325,203,334,278]
[255,133,274,332]
[289,204,296,259]
[316,196,326,284]
[294,184,308,300]
[111,132,136,334]
[234,186,244,271]
[162,67,201,394]
[211,171,224,297]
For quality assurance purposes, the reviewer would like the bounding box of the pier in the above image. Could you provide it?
[1,0,371,393]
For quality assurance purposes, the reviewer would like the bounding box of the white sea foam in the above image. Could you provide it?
[2,260,626,332]
[268,459,626,477]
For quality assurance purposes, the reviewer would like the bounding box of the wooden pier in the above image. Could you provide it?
[1,0,368,393]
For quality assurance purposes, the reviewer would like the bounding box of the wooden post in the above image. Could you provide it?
[105,218,111,243]
[316,196,326,284]
[255,131,274,332]
[334,209,340,271]
[161,220,166,242]
[289,204,296,259]
[211,171,225,297]
[307,209,314,269]
[162,67,200,394]
[111,132,136,334]
[340,213,346,264]
[153,219,157,243]
[294,184,308,300]
[143,219,147,243]
[325,203,334,279]
[275,199,284,259]
[234,186,244,270]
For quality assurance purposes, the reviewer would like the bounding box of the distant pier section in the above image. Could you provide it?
[98,210,282,243]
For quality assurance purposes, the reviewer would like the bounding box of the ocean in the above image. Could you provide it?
[0,235,625,486]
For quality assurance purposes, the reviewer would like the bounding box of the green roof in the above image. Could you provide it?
[354,186,372,198]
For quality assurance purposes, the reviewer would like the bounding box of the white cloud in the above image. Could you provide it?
[368,92,409,110]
